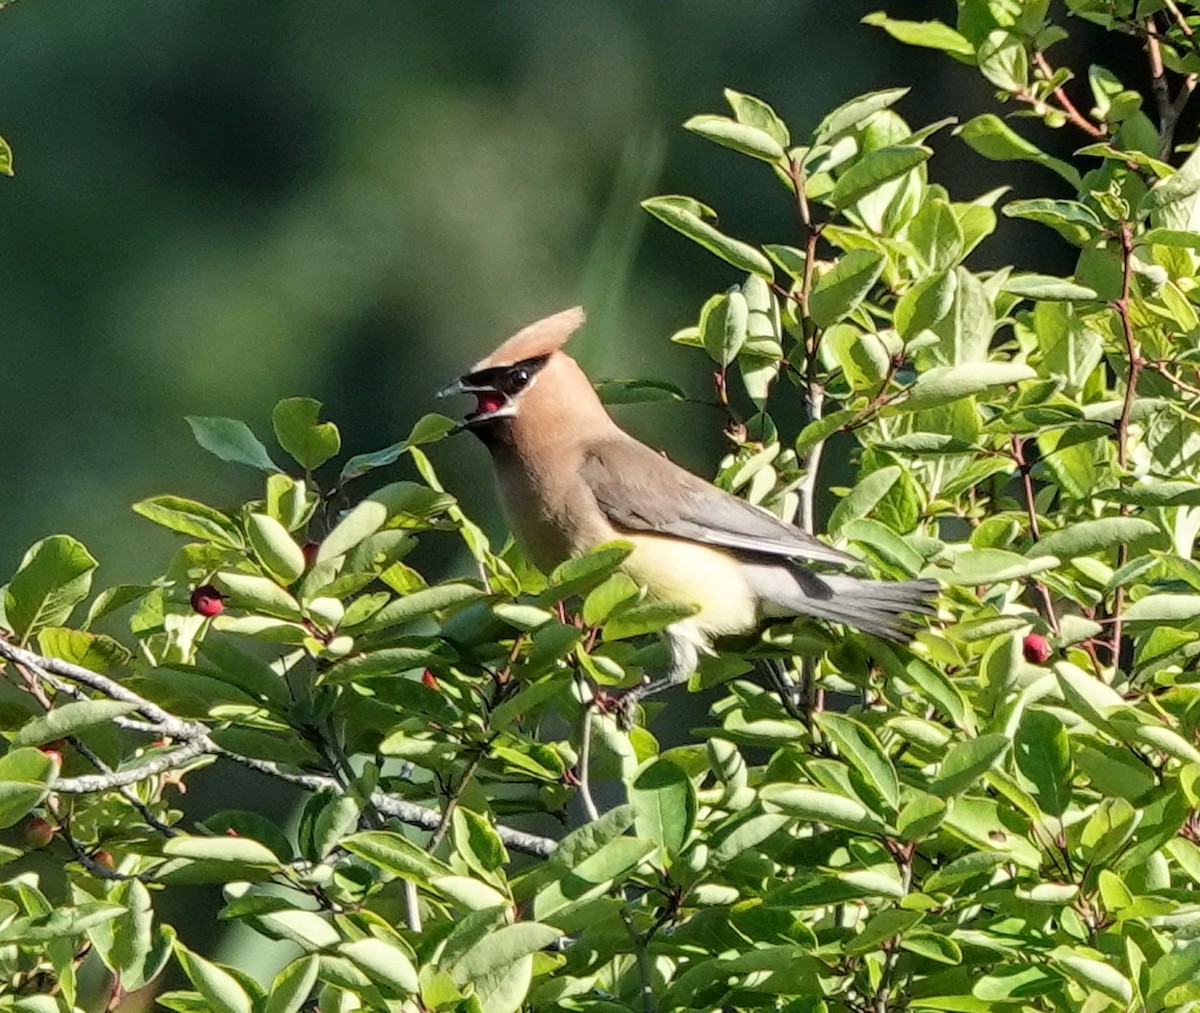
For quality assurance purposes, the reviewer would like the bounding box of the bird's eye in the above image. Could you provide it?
[512,368,530,388]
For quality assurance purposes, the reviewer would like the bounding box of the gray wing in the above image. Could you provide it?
[579,437,858,568]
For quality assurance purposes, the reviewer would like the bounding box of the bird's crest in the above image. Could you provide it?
[474,306,585,370]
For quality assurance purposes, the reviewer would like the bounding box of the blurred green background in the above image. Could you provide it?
[0,0,1094,988]
[0,0,1087,588]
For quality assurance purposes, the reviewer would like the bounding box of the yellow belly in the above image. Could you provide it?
[622,534,758,636]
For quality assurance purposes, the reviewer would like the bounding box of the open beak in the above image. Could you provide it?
[437,376,512,426]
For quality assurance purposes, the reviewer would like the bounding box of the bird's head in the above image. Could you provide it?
[441,307,602,438]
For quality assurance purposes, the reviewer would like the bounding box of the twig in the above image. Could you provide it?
[786,158,827,536]
[70,737,178,837]
[1110,221,1143,676]
[1010,436,1061,636]
[427,749,483,853]
[620,907,657,1013]
[1149,359,1200,399]
[577,702,602,822]
[0,637,559,858]
[1030,52,1106,138]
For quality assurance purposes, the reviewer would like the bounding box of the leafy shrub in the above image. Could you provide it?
[5,2,1200,1011]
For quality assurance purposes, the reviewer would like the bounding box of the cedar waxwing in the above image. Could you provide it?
[443,307,937,698]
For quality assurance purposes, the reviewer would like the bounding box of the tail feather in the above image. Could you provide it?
[752,567,938,642]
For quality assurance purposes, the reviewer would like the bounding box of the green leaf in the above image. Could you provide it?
[186,417,281,473]
[13,700,139,747]
[174,944,253,1013]
[814,87,910,144]
[271,397,340,472]
[930,733,1009,796]
[214,571,302,620]
[830,145,930,209]
[629,758,696,861]
[896,362,1036,412]
[602,599,698,640]
[341,830,451,890]
[1003,198,1103,246]
[976,29,1028,91]
[1002,274,1098,301]
[895,794,947,841]
[0,135,12,177]
[700,290,748,366]
[1014,710,1071,817]
[684,114,786,162]
[827,466,901,536]
[808,249,886,329]
[596,379,688,405]
[1123,593,1200,623]
[815,712,900,811]
[163,835,279,866]
[937,548,1058,585]
[759,783,885,833]
[1051,947,1133,1004]
[263,956,320,1013]
[1139,144,1200,217]
[4,535,98,642]
[132,496,242,547]
[355,582,483,633]
[338,938,419,995]
[38,626,131,673]
[318,482,452,562]
[582,572,640,627]
[642,196,774,277]
[445,921,562,984]
[1032,517,1158,560]
[724,89,789,147]
[0,748,56,828]
[338,414,457,484]
[246,514,306,585]
[900,930,962,965]
[845,909,923,955]
[861,13,974,58]
[909,198,965,272]
[894,270,956,338]
[956,114,1082,187]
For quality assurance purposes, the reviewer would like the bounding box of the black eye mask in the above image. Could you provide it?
[461,355,550,397]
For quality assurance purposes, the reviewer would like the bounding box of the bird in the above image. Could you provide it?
[441,306,938,701]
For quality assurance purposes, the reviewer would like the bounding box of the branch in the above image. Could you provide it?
[0,637,559,859]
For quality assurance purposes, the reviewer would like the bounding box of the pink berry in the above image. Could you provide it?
[1023,633,1052,665]
[190,585,225,617]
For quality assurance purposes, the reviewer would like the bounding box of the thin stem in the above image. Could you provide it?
[1110,221,1143,676]
[428,749,483,853]
[1030,52,1107,138]
[620,908,657,1013]
[1010,435,1061,636]
[577,702,602,822]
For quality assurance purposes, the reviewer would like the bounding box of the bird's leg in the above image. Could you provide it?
[617,624,704,725]
[762,656,806,722]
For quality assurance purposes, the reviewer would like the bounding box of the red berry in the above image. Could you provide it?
[1023,633,1052,665]
[41,750,63,769]
[421,670,440,691]
[23,818,54,849]
[92,850,116,871]
[302,542,320,568]
[190,585,225,617]
[42,739,66,752]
